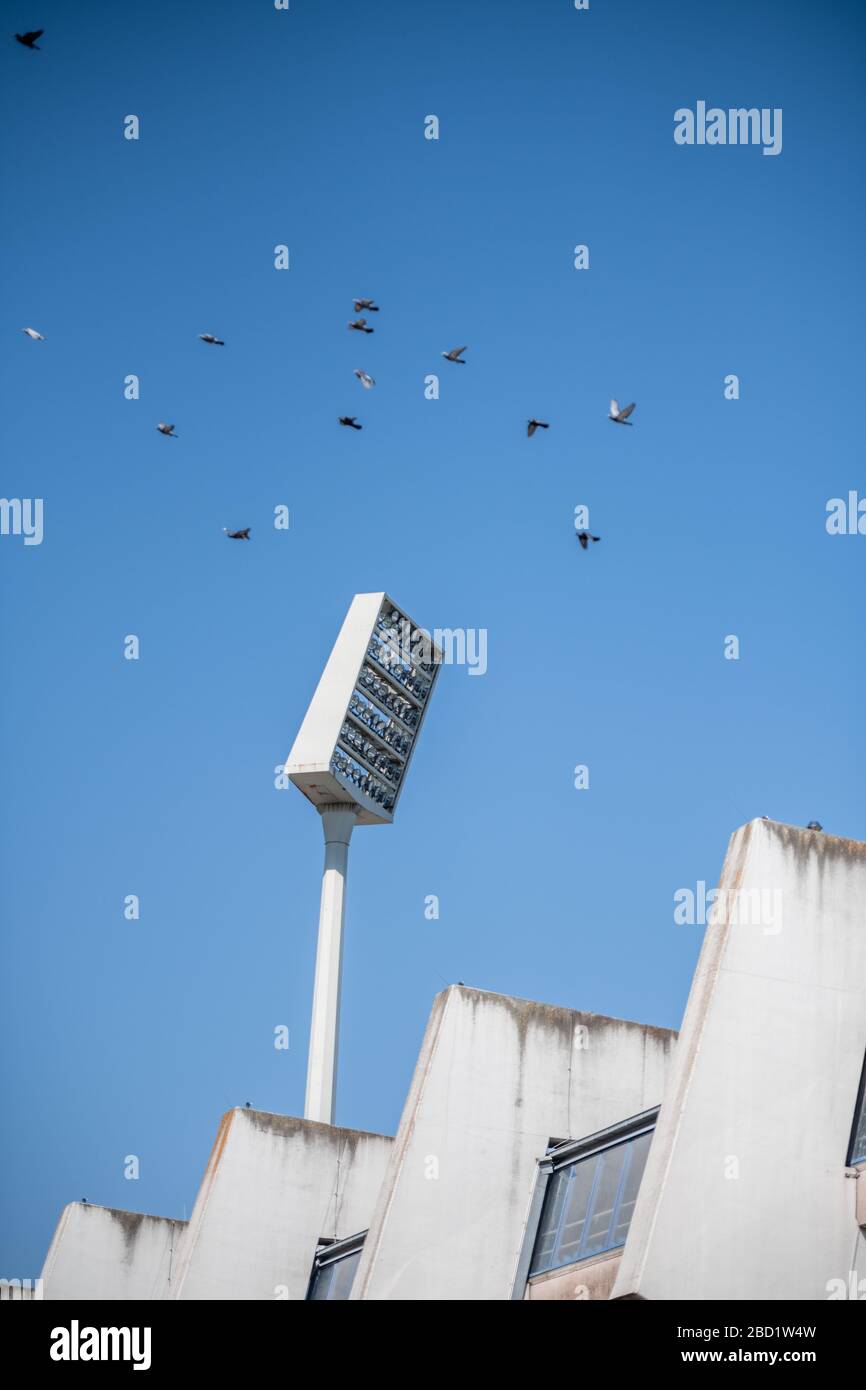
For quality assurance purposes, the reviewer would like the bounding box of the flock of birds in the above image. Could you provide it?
[337,300,473,429]
[16,31,832,980]
[335,296,638,556]
[19,300,637,554]
[15,29,638,554]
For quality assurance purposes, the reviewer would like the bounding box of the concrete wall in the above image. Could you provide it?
[352,985,676,1301]
[613,819,866,1301]
[40,1204,185,1300]
[171,1108,392,1300]
[526,1252,621,1301]
[37,822,866,1303]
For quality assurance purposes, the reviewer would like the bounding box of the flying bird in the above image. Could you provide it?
[199,333,224,346]
[609,399,636,425]
[527,419,549,437]
[576,531,601,549]
[348,318,374,334]
[223,527,250,540]
[20,327,44,340]
[339,416,362,430]
[353,369,375,389]
[806,821,823,831]
[156,422,178,437]
[354,299,379,312]
[441,346,467,364]
[15,29,43,49]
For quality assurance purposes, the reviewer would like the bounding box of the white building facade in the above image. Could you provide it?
[27,821,866,1301]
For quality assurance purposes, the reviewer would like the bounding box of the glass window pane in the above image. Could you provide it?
[584,1143,629,1257]
[530,1168,569,1273]
[327,1249,361,1299]
[556,1155,599,1264]
[309,1261,337,1300]
[611,1130,652,1245]
[309,1248,362,1300]
[529,1127,655,1276]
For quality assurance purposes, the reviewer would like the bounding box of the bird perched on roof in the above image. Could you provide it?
[156,422,178,437]
[354,369,375,389]
[527,419,549,437]
[576,531,600,549]
[348,318,374,334]
[223,527,250,540]
[339,416,362,430]
[244,1101,251,1109]
[20,327,44,340]
[609,399,635,425]
[806,821,823,831]
[354,298,379,313]
[442,346,467,364]
[15,29,43,49]
[199,333,224,346]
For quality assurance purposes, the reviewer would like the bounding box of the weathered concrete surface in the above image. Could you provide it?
[613,820,866,1302]
[351,985,676,1300]
[171,1108,392,1300]
[40,1204,185,1300]
[526,1252,621,1301]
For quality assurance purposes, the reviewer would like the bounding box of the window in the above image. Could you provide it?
[527,1109,657,1279]
[848,1052,866,1167]
[306,1231,365,1301]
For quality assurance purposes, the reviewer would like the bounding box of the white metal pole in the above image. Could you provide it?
[304,804,358,1124]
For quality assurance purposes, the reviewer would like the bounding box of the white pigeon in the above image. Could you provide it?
[156,422,178,437]
[609,399,635,425]
[354,369,375,389]
[21,327,45,341]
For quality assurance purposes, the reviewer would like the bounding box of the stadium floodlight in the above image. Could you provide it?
[285,592,441,1124]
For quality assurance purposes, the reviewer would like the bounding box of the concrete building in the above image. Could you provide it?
[29,820,866,1301]
[612,818,866,1302]
[351,989,674,1301]
[169,1110,392,1300]
[39,1205,184,1301]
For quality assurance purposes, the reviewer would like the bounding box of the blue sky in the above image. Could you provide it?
[2,0,864,1276]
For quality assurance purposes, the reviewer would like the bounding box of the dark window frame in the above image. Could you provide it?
[510,1106,658,1298]
[305,1229,366,1301]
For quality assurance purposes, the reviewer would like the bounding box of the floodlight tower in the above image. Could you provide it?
[285,593,441,1125]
